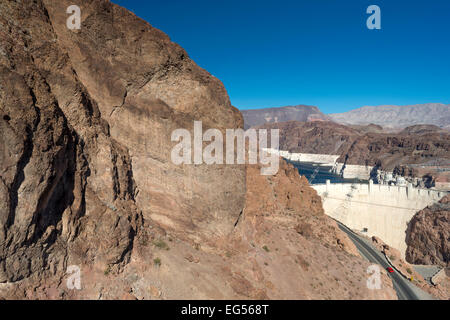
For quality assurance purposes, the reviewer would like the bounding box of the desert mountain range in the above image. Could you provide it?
[243,103,450,130]
[330,103,450,129]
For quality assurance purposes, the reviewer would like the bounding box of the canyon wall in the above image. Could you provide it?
[405,195,450,267]
[0,0,397,300]
[259,121,450,184]
[0,0,244,286]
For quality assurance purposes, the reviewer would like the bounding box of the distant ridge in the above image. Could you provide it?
[241,105,331,129]
[329,103,450,129]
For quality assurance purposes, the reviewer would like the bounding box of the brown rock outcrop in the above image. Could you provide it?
[240,160,360,257]
[405,195,450,267]
[0,0,244,285]
[0,0,143,283]
[1,161,397,300]
[42,0,246,243]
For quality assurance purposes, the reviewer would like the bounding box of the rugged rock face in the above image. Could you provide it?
[329,103,450,129]
[242,105,330,129]
[0,161,398,300]
[0,0,397,300]
[42,0,246,244]
[219,161,396,300]
[241,161,359,257]
[0,0,142,283]
[406,195,450,267]
[0,0,244,285]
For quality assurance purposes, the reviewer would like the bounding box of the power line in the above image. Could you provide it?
[323,195,431,211]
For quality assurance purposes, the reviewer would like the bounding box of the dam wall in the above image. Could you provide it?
[312,181,447,258]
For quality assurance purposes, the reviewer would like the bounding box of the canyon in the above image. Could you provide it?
[260,120,449,299]
[258,121,450,189]
[0,0,398,300]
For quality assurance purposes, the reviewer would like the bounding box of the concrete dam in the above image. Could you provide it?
[312,181,448,258]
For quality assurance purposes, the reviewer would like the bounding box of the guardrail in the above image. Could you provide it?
[431,268,446,285]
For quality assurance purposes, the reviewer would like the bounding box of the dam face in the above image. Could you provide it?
[313,181,447,258]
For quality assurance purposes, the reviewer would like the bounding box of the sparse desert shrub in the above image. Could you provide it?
[153,239,170,250]
[104,265,111,276]
[154,258,162,267]
[263,245,270,252]
[298,257,310,271]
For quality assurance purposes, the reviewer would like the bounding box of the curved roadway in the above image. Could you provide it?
[336,221,434,300]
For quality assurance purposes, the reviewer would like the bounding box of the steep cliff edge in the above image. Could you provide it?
[42,0,246,243]
[0,0,244,287]
[0,0,142,284]
[0,0,396,300]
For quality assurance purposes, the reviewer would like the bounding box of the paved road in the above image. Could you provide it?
[336,221,428,300]
[413,265,442,285]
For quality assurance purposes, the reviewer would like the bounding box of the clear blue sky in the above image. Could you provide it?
[113,0,450,114]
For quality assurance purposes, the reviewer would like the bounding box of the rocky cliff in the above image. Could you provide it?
[406,195,450,267]
[0,0,244,287]
[0,0,396,300]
